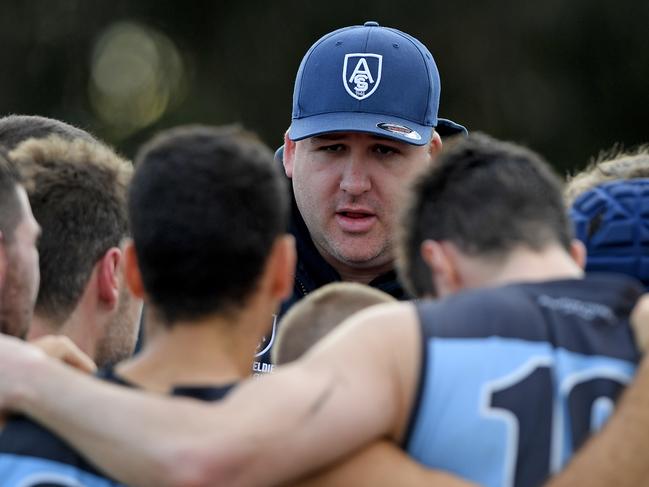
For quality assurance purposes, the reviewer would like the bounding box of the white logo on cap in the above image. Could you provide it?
[343,53,382,100]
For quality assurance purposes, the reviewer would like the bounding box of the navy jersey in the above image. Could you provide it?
[0,368,235,487]
[405,275,642,487]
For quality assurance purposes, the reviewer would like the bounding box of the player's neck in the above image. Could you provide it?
[28,304,99,364]
[116,307,265,393]
[462,244,584,291]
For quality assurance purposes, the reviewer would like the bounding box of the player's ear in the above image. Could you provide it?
[283,131,296,178]
[570,239,587,270]
[97,247,121,309]
[269,234,296,301]
[123,240,145,299]
[420,239,461,297]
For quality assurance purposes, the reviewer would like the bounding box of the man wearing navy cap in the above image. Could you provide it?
[255,22,466,372]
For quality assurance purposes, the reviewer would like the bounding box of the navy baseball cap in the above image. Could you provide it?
[571,178,649,289]
[289,21,466,146]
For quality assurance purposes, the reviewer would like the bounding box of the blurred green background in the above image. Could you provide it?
[1,0,647,173]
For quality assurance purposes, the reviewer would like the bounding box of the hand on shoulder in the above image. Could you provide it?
[30,335,97,374]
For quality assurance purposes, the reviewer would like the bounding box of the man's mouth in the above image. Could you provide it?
[338,211,371,219]
[335,209,377,233]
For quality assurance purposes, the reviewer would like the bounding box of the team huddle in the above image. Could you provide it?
[0,20,648,487]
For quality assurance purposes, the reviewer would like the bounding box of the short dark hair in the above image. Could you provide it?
[0,115,95,150]
[130,125,289,324]
[0,150,23,244]
[397,133,571,297]
[10,136,132,325]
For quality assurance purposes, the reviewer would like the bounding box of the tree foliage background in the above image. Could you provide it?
[1,0,647,173]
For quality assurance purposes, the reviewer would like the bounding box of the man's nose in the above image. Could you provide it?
[339,156,371,195]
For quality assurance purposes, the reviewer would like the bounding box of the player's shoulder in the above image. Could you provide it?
[420,286,526,337]
[415,275,642,342]
[0,414,91,471]
[0,367,130,480]
[0,416,116,486]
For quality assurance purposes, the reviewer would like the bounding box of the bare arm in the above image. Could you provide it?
[290,441,478,487]
[546,295,649,486]
[0,303,420,487]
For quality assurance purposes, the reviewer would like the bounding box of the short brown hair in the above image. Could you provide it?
[273,283,395,364]
[565,146,649,205]
[10,136,132,326]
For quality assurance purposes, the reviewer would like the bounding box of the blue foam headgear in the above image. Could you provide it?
[289,21,466,146]
[570,178,649,288]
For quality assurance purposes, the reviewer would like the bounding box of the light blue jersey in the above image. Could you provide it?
[405,275,642,487]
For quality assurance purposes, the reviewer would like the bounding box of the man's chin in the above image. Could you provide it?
[332,247,391,270]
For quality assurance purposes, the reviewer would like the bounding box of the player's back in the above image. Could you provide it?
[405,274,642,487]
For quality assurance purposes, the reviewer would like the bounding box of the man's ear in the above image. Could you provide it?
[283,131,296,178]
[570,239,587,270]
[428,131,443,158]
[420,239,462,297]
[123,240,145,299]
[97,247,121,308]
[268,234,296,301]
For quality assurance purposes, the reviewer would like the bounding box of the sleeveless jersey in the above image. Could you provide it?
[405,274,643,487]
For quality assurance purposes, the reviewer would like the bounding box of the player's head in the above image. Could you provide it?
[0,115,95,150]
[0,151,40,338]
[565,146,649,205]
[272,282,395,364]
[10,136,140,366]
[128,125,294,327]
[282,22,466,278]
[570,178,649,290]
[398,133,573,298]
[567,148,649,290]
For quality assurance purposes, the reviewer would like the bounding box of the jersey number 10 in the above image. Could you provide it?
[484,356,628,487]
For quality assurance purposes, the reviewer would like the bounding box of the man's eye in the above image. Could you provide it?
[319,144,345,152]
[374,144,398,155]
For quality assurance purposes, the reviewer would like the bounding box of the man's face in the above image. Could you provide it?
[0,187,40,338]
[286,132,435,277]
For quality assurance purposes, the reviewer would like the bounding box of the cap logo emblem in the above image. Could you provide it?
[343,53,382,100]
[377,122,422,141]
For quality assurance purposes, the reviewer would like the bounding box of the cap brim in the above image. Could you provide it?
[289,112,433,146]
[289,113,467,145]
